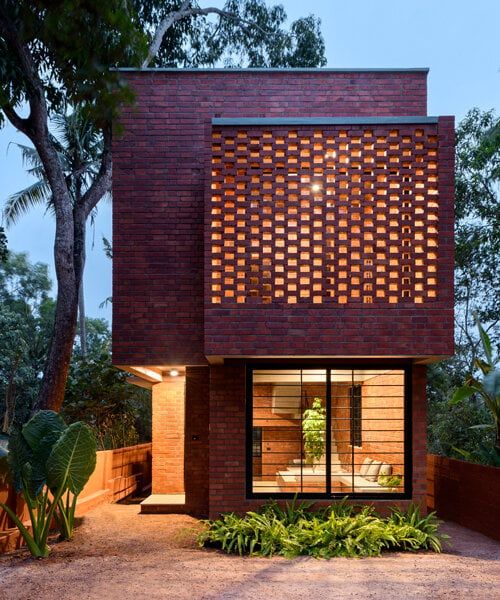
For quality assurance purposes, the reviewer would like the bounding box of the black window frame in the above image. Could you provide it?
[245,361,412,501]
[349,384,362,448]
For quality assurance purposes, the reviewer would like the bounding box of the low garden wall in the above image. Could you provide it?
[427,453,500,541]
[0,442,151,553]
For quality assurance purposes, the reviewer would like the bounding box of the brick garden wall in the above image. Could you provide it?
[112,69,445,366]
[427,454,500,541]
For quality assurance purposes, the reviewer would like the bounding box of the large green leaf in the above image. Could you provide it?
[46,422,97,495]
[22,410,66,452]
[22,410,67,494]
[450,385,479,405]
[484,369,500,401]
[7,427,33,493]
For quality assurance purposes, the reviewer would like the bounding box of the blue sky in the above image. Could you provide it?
[0,0,498,323]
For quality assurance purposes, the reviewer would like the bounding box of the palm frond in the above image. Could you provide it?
[4,182,52,226]
[9,143,42,170]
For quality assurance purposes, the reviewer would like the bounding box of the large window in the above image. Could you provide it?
[247,366,409,498]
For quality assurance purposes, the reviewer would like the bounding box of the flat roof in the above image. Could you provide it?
[212,116,438,126]
[115,67,429,74]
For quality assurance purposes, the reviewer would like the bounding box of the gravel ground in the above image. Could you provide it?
[0,503,499,600]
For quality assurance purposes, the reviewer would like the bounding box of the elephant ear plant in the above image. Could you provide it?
[0,410,96,557]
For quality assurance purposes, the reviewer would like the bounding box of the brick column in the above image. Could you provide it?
[152,379,185,494]
[412,364,427,507]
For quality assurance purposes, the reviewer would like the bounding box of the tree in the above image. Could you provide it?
[0,226,7,263]
[3,109,105,357]
[0,0,326,412]
[0,252,53,430]
[455,108,500,351]
[427,108,500,463]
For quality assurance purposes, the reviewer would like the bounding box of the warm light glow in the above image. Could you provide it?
[211,126,439,305]
[169,369,179,377]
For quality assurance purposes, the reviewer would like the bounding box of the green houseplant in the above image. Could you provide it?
[0,410,96,557]
[302,397,326,467]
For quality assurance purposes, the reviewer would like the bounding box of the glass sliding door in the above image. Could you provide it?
[251,369,327,494]
[330,369,405,495]
[248,366,408,498]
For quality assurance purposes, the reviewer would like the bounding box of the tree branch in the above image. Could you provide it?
[80,125,112,218]
[1,102,32,136]
[142,2,269,68]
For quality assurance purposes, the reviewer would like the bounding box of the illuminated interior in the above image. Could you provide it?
[250,368,406,496]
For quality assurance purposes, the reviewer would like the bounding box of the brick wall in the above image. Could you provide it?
[112,69,444,366]
[152,380,185,494]
[427,454,500,541]
[205,120,454,358]
[184,367,210,516]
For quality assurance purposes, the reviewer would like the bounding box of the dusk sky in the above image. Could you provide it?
[0,0,498,323]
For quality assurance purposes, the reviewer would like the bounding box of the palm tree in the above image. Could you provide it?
[3,108,105,357]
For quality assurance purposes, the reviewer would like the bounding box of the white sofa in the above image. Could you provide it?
[276,457,395,493]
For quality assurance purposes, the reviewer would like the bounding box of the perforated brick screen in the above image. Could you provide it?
[209,125,439,307]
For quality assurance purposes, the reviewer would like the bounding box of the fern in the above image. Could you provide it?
[199,500,447,558]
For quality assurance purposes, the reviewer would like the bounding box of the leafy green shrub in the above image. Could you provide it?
[198,498,446,558]
[0,410,96,557]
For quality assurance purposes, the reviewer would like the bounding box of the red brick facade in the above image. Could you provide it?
[112,69,453,517]
[112,69,446,366]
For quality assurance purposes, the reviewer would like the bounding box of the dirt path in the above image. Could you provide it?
[0,503,499,600]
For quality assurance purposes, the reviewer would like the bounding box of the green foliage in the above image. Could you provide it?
[450,317,500,463]
[135,0,326,68]
[63,349,151,450]
[198,499,445,558]
[0,0,146,128]
[302,397,325,465]
[0,410,97,556]
[455,109,500,326]
[0,252,54,429]
[4,109,105,227]
[428,108,500,463]
[377,474,401,488]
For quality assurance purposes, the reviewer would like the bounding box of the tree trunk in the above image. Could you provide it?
[78,282,87,358]
[32,205,85,413]
[33,241,79,413]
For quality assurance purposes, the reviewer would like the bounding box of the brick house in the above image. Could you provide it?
[112,68,454,517]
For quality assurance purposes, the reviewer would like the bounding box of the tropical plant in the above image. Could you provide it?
[198,498,445,558]
[451,316,499,463]
[302,397,326,465]
[0,410,96,556]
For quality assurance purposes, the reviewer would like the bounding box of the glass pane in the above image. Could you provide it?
[330,369,405,495]
[252,369,327,494]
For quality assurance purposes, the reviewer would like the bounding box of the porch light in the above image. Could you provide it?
[169,369,179,377]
